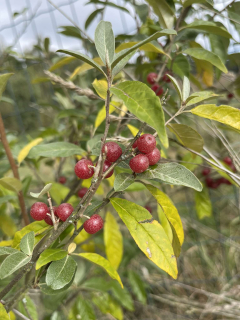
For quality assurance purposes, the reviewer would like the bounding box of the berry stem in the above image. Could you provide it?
[47,192,58,230]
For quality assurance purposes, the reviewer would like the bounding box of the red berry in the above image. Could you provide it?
[223,157,232,166]
[145,205,152,213]
[56,203,74,222]
[151,84,163,96]
[146,147,161,165]
[44,207,58,225]
[162,72,171,83]
[202,168,211,176]
[75,159,94,179]
[230,163,236,172]
[30,202,48,221]
[129,154,149,173]
[103,160,114,179]
[132,140,138,149]
[78,187,88,198]
[205,177,213,188]
[102,142,122,163]
[83,214,104,234]
[218,177,231,185]
[227,93,234,99]
[206,178,220,189]
[147,72,157,85]
[137,134,156,154]
[59,176,66,184]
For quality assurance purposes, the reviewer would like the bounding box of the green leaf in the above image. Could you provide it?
[92,78,108,99]
[114,173,135,192]
[18,296,38,320]
[0,195,17,206]
[145,0,175,29]
[57,109,85,119]
[209,33,229,68]
[46,255,77,290]
[92,292,123,320]
[195,185,212,219]
[170,54,190,78]
[128,270,147,304]
[73,297,96,320]
[0,73,13,99]
[183,48,228,73]
[30,183,52,198]
[158,204,173,243]
[104,212,123,270]
[69,57,104,80]
[95,104,115,129]
[115,42,167,56]
[0,247,18,256]
[182,76,190,101]
[0,303,9,320]
[110,81,168,148]
[0,251,31,279]
[0,177,22,193]
[138,163,203,191]
[180,21,232,38]
[181,153,203,171]
[28,142,85,158]
[85,8,103,29]
[40,275,75,295]
[191,104,240,131]
[145,184,184,253]
[110,198,178,279]
[186,91,218,107]
[112,49,137,77]
[57,50,106,77]
[78,253,123,287]
[36,249,68,270]
[168,123,204,153]
[95,21,115,66]
[111,30,176,68]
[110,281,134,311]
[167,75,182,101]
[49,56,76,71]
[0,213,17,237]
[20,231,35,256]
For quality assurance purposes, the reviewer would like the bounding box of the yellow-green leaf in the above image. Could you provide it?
[195,185,212,219]
[92,79,108,99]
[36,249,68,270]
[168,123,204,153]
[116,42,167,56]
[78,253,123,287]
[157,205,173,243]
[110,198,178,279]
[69,57,104,80]
[18,138,43,164]
[0,303,10,320]
[0,213,16,237]
[104,212,123,270]
[0,178,22,193]
[0,240,13,247]
[95,104,115,129]
[191,104,240,131]
[127,124,139,137]
[49,56,76,71]
[0,73,14,99]
[145,0,174,29]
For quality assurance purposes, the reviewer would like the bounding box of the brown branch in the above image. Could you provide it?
[0,113,30,225]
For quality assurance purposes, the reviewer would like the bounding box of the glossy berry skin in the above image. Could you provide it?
[78,187,88,198]
[129,154,149,173]
[202,168,211,176]
[103,160,114,179]
[137,134,156,154]
[44,207,58,225]
[56,203,74,222]
[59,176,66,184]
[151,84,163,96]
[102,142,122,163]
[227,93,234,99]
[147,72,157,85]
[83,214,104,234]
[223,157,232,166]
[30,202,49,221]
[145,205,152,213]
[146,147,161,165]
[75,159,94,179]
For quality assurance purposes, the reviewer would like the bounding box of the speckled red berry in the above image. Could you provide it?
[227,93,234,99]
[56,203,74,222]
[102,142,122,163]
[202,168,211,176]
[75,159,94,179]
[151,84,163,96]
[145,205,152,213]
[147,72,157,85]
[44,207,58,225]
[129,154,149,173]
[137,134,156,154]
[83,214,104,234]
[146,147,161,165]
[78,187,88,198]
[103,160,114,179]
[223,157,232,166]
[59,176,66,184]
[132,139,138,149]
[30,202,48,221]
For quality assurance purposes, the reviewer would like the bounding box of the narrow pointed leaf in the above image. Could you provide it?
[146,0,175,29]
[195,186,212,219]
[0,73,13,99]
[28,142,85,158]
[167,75,182,101]
[20,231,35,256]
[180,21,232,38]
[112,49,136,77]
[0,252,31,279]
[0,247,18,256]
[30,183,52,198]
[114,173,135,192]
[18,138,43,164]
[186,91,218,106]
[49,56,75,71]
[36,249,68,270]
[182,76,190,101]
[85,8,103,29]
[95,21,115,66]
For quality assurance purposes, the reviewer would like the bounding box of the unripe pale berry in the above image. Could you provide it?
[151,84,163,96]
[102,142,122,163]
[78,187,88,198]
[83,214,104,234]
[59,176,66,184]
[202,168,211,176]
[129,154,149,173]
[103,160,114,179]
[75,159,94,179]
[146,147,161,165]
[147,72,157,85]
[56,203,74,222]
[44,206,58,225]
[30,202,48,221]
[137,134,156,154]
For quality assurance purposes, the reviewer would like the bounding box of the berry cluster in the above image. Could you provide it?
[147,71,172,97]
[129,134,161,173]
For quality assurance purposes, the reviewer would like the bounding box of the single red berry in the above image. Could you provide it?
[205,177,213,188]
[78,187,88,198]
[151,84,164,96]
[162,72,171,83]
[202,168,211,176]
[227,93,234,99]
[147,72,158,85]
[75,159,94,179]
[137,134,156,154]
[146,147,161,165]
[223,157,232,166]
[230,163,236,172]
[56,203,74,222]
[83,214,104,234]
[145,205,152,213]
[218,177,231,185]
[103,160,114,179]
[132,139,138,149]
[30,202,48,221]
[44,207,58,225]
[59,176,66,184]
[129,154,149,173]
[102,142,122,163]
